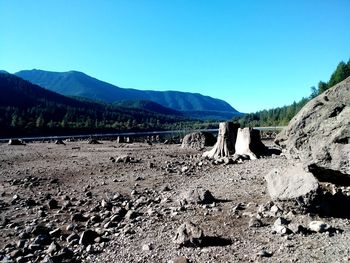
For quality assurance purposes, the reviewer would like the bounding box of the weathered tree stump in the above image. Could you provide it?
[116,136,124,143]
[234,128,266,160]
[202,122,239,159]
[8,139,25,145]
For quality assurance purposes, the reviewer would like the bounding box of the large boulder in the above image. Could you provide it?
[275,77,350,177]
[265,162,319,201]
[181,132,216,150]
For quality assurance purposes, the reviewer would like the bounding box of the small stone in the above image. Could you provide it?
[258,249,273,257]
[79,230,99,246]
[181,166,189,173]
[71,213,87,222]
[49,228,61,237]
[179,187,216,205]
[86,244,94,253]
[142,243,152,251]
[9,249,22,258]
[66,233,79,243]
[46,241,61,255]
[172,256,190,263]
[309,221,331,233]
[173,221,204,247]
[16,240,26,248]
[48,199,58,209]
[289,223,305,234]
[66,224,76,231]
[125,210,138,220]
[249,217,263,228]
[33,234,51,246]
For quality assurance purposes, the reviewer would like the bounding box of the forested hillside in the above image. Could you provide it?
[235,58,350,127]
[0,73,212,137]
[15,69,240,120]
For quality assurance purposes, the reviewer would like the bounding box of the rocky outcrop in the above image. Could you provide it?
[181,132,216,150]
[275,77,350,177]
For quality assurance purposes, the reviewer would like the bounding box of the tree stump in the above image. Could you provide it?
[234,128,266,160]
[116,136,124,143]
[202,122,239,159]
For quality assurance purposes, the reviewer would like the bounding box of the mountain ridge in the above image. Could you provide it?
[15,69,241,120]
[0,73,193,137]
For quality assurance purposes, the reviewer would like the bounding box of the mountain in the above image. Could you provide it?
[15,69,241,120]
[0,73,189,137]
[114,100,183,116]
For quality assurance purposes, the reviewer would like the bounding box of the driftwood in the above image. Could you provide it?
[202,122,239,159]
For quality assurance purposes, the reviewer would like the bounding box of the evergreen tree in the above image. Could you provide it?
[328,61,350,88]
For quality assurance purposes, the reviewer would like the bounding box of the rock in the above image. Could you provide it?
[54,139,65,145]
[181,166,189,173]
[101,199,111,209]
[125,210,138,220]
[33,234,51,246]
[79,230,99,246]
[288,223,305,234]
[71,213,88,222]
[181,132,216,150]
[116,155,131,163]
[179,187,216,205]
[9,249,22,258]
[172,256,190,263]
[66,233,79,243]
[223,157,234,165]
[309,221,331,233]
[46,242,61,255]
[273,217,289,226]
[142,243,152,251]
[110,207,126,222]
[173,221,204,247]
[88,139,101,144]
[275,78,350,177]
[257,249,273,257]
[23,198,36,207]
[265,162,319,201]
[49,228,61,237]
[249,217,263,228]
[16,240,26,249]
[48,199,58,209]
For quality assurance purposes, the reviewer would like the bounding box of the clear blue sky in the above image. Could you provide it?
[1,0,349,112]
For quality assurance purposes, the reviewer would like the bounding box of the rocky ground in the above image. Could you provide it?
[1,140,350,263]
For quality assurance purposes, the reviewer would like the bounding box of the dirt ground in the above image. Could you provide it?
[1,140,350,263]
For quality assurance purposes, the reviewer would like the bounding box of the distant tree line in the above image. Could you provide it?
[234,58,350,127]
